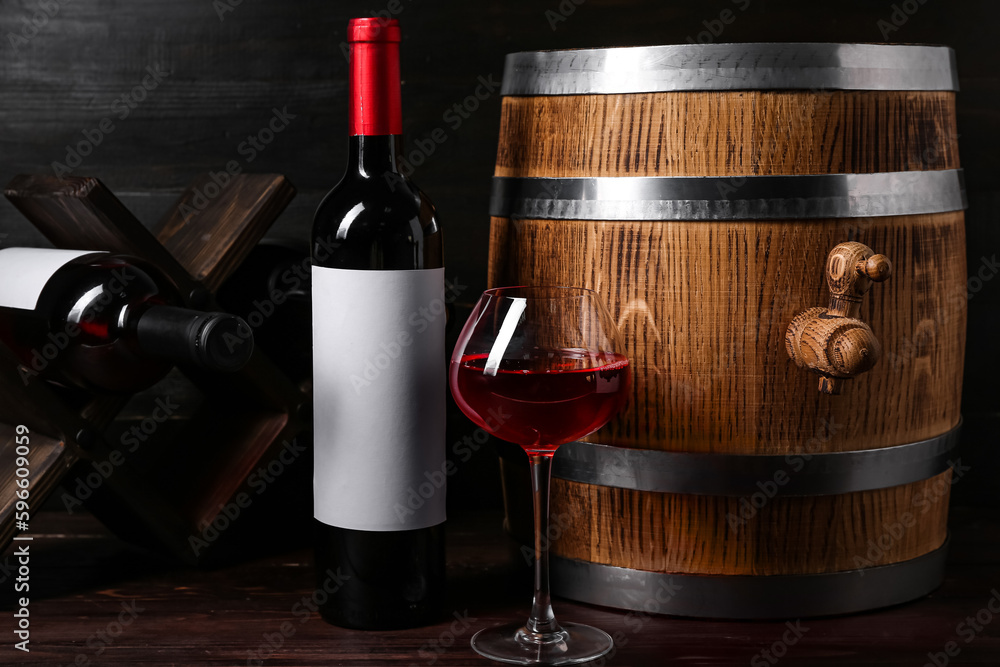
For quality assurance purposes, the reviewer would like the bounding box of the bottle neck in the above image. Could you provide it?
[347,134,404,177]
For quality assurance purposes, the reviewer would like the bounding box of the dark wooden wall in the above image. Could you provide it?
[1,0,997,506]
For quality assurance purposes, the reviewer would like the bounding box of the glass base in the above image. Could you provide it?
[470,621,613,665]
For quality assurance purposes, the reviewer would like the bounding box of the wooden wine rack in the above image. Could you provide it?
[0,173,309,564]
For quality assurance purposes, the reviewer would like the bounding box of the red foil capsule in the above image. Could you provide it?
[347,17,402,136]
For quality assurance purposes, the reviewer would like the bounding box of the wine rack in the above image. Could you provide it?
[0,173,309,564]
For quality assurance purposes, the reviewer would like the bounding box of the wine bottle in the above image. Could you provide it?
[311,17,445,630]
[0,248,254,393]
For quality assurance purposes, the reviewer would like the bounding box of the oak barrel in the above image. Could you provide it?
[489,43,967,617]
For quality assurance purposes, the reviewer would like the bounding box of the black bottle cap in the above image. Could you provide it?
[195,312,254,372]
[137,306,254,373]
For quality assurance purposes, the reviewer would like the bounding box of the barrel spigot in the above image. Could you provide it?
[785,242,892,395]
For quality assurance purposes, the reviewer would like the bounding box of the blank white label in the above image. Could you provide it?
[0,248,103,310]
[312,265,446,531]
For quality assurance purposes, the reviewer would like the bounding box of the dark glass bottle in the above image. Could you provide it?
[310,17,445,630]
[0,249,253,393]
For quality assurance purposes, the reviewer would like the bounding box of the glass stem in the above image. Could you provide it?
[525,453,560,637]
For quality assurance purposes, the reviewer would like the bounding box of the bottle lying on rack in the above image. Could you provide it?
[310,17,446,630]
[0,247,254,393]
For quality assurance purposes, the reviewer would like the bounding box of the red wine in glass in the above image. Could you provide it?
[452,350,629,457]
[449,286,630,665]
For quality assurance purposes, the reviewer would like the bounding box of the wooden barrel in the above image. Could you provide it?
[489,43,966,618]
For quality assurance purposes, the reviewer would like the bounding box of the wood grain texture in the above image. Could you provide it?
[490,213,966,454]
[3,175,201,299]
[5,507,1000,666]
[0,427,71,547]
[0,0,996,506]
[0,345,83,546]
[551,471,951,576]
[0,173,308,564]
[153,173,297,292]
[495,91,960,178]
[491,82,967,584]
[491,211,965,579]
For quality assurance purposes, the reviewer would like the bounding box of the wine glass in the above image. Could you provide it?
[450,286,630,665]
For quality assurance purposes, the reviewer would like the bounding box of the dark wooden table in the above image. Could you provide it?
[2,506,999,666]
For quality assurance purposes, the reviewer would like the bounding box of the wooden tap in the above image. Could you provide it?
[785,242,892,394]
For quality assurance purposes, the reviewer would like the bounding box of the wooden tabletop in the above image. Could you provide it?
[2,506,999,666]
